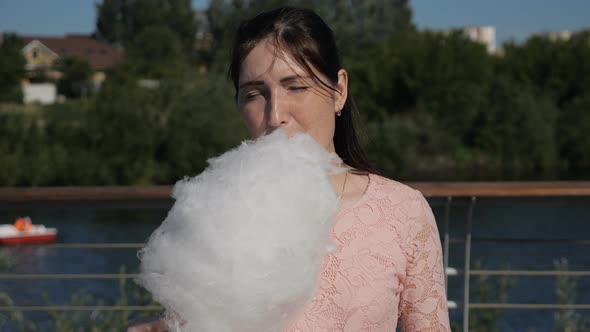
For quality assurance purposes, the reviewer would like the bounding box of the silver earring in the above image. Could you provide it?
[336,110,342,117]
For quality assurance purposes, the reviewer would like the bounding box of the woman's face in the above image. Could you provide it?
[237,39,348,153]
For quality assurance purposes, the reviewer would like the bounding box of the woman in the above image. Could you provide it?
[130,6,450,331]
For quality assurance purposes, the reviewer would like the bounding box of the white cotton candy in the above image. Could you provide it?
[137,129,344,332]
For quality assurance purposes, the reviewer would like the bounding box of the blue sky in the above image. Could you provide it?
[412,0,589,44]
[0,0,588,46]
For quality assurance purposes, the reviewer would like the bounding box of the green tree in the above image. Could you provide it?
[202,0,414,72]
[351,30,492,134]
[83,74,247,185]
[56,56,93,98]
[0,111,27,186]
[0,33,25,103]
[317,0,414,56]
[96,0,198,54]
[364,112,459,180]
[494,31,590,178]
[469,75,560,179]
[499,31,590,108]
[124,26,190,79]
[204,0,251,72]
[557,93,590,174]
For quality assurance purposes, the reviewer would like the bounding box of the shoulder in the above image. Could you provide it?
[368,173,426,203]
[368,176,443,266]
[367,173,435,228]
[339,172,434,228]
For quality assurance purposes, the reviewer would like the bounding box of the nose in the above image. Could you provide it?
[266,91,289,130]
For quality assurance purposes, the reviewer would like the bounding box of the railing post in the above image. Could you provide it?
[463,196,476,332]
[444,196,452,291]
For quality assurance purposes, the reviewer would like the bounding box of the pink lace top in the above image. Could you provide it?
[286,174,451,331]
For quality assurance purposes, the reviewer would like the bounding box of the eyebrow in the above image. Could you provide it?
[238,75,312,90]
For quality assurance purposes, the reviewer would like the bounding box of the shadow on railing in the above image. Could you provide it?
[1,182,590,331]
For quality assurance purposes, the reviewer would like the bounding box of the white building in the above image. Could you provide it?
[22,82,57,105]
[462,26,496,53]
[536,30,573,41]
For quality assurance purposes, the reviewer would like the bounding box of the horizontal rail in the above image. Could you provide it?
[29,243,145,249]
[3,269,589,280]
[1,182,590,201]
[0,273,139,279]
[469,303,590,309]
[9,239,588,249]
[446,268,590,277]
[2,304,589,312]
[16,239,590,248]
[0,305,161,312]
[449,238,590,245]
[470,270,590,276]
[6,238,589,249]
[0,186,172,202]
[412,182,590,197]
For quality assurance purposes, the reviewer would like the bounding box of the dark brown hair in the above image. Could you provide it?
[228,7,378,175]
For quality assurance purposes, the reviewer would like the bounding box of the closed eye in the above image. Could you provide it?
[242,90,261,101]
[288,86,309,91]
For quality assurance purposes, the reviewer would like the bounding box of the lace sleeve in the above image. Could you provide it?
[398,191,451,331]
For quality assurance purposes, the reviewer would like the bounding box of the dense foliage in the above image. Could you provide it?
[0,1,589,185]
[0,33,25,103]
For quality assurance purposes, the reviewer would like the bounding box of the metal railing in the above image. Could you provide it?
[429,193,590,332]
[0,242,154,313]
[1,183,590,330]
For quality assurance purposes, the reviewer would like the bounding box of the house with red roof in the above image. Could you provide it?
[19,34,123,103]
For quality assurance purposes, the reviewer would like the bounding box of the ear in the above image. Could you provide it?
[334,69,348,114]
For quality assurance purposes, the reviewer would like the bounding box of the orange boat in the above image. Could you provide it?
[0,217,57,245]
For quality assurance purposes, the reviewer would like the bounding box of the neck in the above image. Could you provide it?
[326,140,336,154]
[329,170,348,199]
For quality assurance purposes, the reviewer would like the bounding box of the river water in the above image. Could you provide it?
[1,196,589,331]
